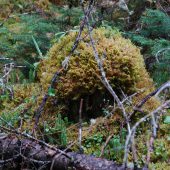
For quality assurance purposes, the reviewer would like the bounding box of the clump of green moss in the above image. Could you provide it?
[0,83,41,111]
[0,83,42,130]
[0,27,159,130]
[149,162,170,170]
[39,28,152,96]
[38,27,158,114]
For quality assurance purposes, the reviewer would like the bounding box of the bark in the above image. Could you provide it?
[0,134,146,170]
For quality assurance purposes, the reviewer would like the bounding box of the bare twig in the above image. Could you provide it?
[33,0,95,130]
[0,154,20,164]
[62,0,94,70]
[131,133,138,167]
[155,47,170,63]
[2,63,15,80]
[146,132,154,167]
[33,68,63,130]
[155,81,170,97]
[100,134,114,157]
[83,2,131,134]
[21,153,51,164]
[78,99,83,150]
[0,57,13,61]
[128,81,170,120]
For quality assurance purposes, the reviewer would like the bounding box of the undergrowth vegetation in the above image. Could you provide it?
[0,1,83,81]
[126,9,170,86]
[0,0,170,169]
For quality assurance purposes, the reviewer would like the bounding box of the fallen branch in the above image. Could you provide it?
[128,81,170,119]
[0,134,140,170]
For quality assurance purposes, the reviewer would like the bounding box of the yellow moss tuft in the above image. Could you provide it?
[0,83,41,113]
[38,27,156,106]
[149,162,170,170]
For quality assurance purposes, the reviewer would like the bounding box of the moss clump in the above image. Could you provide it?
[0,83,41,113]
[0,83,42,130]
[149,162,170,170]
[38,28,155,105]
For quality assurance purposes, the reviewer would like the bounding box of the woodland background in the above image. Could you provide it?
[0,0,170,170]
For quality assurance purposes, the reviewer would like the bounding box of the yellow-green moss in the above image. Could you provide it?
[149,162,170,170]
[0,83,42,130]
[0,83,41,113]
[38,27,156,106]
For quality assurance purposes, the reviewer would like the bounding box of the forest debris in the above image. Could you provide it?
[0,134,146,170]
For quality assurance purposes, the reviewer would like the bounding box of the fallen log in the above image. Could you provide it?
[0,134,146,170]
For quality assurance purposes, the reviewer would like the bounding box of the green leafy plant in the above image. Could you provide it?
[104,129,126,162]
[0,111,20,127]
[152,140,169,161]
[44,114,68,146]
[164,116,170,124]
[140,9,170,38]
[83,133,104,156]
[48,87,56,97]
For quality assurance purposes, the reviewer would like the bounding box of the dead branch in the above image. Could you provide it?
[0,134,138,170]
[100,134,114,157]
[128,81,170,120]
[155,48,170,63]
[82,0,131,134]
[33,0,94,130]
[123,99,170,167]
[78,99,83,150]
[0,125,71,160]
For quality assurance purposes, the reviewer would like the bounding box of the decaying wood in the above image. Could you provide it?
[0,134,142,170]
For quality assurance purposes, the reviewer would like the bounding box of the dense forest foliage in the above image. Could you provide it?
[0,0,170,169]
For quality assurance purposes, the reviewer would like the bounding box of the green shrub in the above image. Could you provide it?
[126,9,170,85]
[0,2,83,82]
[140,9,170,39]
[83,133,104,156]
